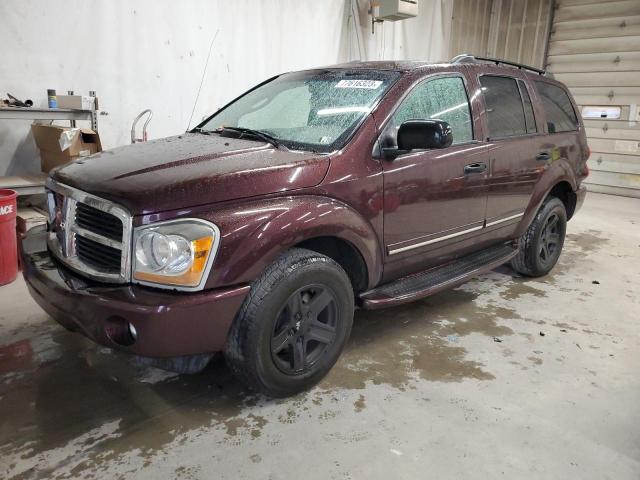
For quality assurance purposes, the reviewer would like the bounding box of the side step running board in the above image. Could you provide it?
[359,244,518,310]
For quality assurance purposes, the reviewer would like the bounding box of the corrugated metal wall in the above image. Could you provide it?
[450,0,553,69]
[450,0,493,58]
[547,0,640,197]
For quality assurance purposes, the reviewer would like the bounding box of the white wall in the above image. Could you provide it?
[352,0,453,63]
[0,0,452,176]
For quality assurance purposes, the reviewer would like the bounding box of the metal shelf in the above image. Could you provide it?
[0,175,47,195]
[0,107,98,131]
[0,105,99,196]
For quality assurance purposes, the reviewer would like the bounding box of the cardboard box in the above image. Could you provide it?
[31,123,102,172]
[56,95,96,110]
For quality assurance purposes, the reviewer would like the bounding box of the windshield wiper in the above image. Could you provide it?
[217,126,281,148]
[192,127,217,135]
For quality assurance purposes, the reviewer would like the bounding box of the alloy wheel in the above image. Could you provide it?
[270,285,339,375]
[539,213,561,265]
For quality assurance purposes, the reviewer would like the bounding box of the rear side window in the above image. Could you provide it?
[518,80,537,134]
[480,75,529,138]
[535,81,579,133]
[392,76,473,145]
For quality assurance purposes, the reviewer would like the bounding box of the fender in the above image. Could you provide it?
[148,195,384,290]
[514,158,577,238]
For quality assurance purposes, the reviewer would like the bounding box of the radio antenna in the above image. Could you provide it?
[187,28,220,131]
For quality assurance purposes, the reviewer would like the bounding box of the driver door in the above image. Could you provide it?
[380,74,489,279]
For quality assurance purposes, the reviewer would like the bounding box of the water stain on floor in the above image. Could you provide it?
[550,229,609,278]
[4,284,519,471]
[554,322,577,331]
[325,288,517,390]
[0,272,526,478]
[566,229,609,253]
[527,356,543,366]
[499,280,548,301]
[410,338,495,382]
[0,324,269,479]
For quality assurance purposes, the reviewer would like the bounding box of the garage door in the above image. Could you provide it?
[450,0,554,70]
[547,0,640,198]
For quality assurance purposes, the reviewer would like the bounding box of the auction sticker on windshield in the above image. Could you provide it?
[335,79,383,89]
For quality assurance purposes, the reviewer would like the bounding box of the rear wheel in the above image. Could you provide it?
[511,197,567,277]
[225,248,354,397]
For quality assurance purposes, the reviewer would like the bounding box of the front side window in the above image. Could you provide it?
[534,81,579,133]
[480,75,531,138]
[388,76,473,146]
[199,70,399,152]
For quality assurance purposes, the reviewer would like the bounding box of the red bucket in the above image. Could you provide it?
[0,189,18,286]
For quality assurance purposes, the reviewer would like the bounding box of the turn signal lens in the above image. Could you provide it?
[133,219,219,290]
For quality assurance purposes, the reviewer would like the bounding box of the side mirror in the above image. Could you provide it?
[397,119,453,151]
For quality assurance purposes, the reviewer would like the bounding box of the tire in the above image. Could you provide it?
[511,196,567,277]
[224,248,354,397]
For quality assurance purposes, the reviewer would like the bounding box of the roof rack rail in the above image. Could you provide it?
[451,53,547,76]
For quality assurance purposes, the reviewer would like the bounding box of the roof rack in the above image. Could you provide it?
[451,53,547,76]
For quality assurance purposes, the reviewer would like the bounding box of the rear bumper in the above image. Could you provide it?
[574,184,587,216]
[20,226,249,358]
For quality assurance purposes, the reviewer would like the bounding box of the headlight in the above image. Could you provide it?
[132,219,219,290]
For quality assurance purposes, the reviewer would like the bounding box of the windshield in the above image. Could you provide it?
[197,70,400,152]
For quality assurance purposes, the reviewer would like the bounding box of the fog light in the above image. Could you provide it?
[105,316,136,347]
[128,322,138,341]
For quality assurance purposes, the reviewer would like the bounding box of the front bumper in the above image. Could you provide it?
[20,226,249,358]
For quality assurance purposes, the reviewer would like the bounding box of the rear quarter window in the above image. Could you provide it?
[534,81,579,133]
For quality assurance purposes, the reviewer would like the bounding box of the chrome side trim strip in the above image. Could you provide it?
[388,225,484,255]
[486,212,525,228]
[388,211,526,256]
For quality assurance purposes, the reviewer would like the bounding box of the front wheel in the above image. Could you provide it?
[225,248,354,397]
[511,197,567,277]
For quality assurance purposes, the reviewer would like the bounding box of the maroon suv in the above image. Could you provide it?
[21,56,588,397]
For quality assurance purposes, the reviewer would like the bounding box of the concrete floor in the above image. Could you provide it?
[0,192,639,479]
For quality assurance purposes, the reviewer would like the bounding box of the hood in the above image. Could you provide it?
[52,133,330,215]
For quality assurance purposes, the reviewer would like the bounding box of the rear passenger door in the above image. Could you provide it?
[480,75,545,237]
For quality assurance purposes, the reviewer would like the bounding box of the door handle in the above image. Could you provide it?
[464,162,487,174]
[536,152,551,161]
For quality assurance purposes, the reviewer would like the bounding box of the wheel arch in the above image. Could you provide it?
[547,180,578,220]
[514,162,578,237]
[203,195,383,290]
[294,236,369,293]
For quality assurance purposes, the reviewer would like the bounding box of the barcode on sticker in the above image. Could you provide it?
[335,80,382,89]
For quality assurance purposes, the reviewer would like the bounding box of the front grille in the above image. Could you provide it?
[76,203,123,241]
[76,236,122,273]
[46,180,131,283]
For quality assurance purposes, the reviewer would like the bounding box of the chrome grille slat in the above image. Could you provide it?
[75,202,124,241]
[45,179,132,283]
[76,239,121,263]
[75,215,123,238]
[71,225,123,249]
[76,236,122,272]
